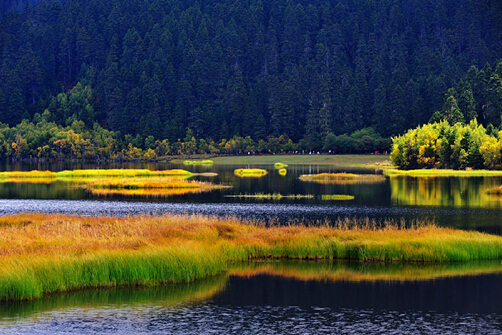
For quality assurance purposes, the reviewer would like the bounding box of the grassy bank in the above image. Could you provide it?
[299,173,386,184]
[385,169,502,177]
[213,154,392,168]
[2,214,502,300]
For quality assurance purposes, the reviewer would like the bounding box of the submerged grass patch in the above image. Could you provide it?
[299,173,386,184]
[2,214,502,301]
[234,168,268,177]
[385,169,502,177]
[224,193,313,200]
[183,160,214,165]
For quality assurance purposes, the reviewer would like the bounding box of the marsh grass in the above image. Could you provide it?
[274,163,288,169]
[2,214,502,300]
[0,171,57,179]
[385,169,502,177]
[86,178,229,197]
[321,194,355,200]
[234,168,268,177]
[299,173,386,184]
[278,168,287,176]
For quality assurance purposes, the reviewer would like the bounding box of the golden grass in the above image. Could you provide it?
[321,194,355,200]
[274,162,288,169]
[299,173,386,184]
[385,169,502,177]
[57,169,193,178]
[86,178,229,197]
[234,168,268,177]
[278,168,287,176]
[2,214,502,300]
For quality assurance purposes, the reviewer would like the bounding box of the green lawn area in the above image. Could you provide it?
[212,154,393,168]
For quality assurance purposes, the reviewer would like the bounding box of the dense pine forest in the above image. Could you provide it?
[0,0,502,159]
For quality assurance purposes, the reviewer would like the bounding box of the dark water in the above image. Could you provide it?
[1,161,502,333]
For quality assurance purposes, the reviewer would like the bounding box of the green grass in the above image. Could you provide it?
[3,214,502,301]
[385,169,502,177]
[213,154,392,168]
[321,194,355,200]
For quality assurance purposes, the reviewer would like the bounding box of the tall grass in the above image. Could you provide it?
[2,214,502,300]
[57,169,193,178]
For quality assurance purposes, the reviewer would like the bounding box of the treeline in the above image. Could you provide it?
[0,0,501,150]
[0,113,389,160]
[391,120,502,170]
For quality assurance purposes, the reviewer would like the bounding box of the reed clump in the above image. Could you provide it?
[299,173,385,184]
[2,214,502,301]
[0,171,57,179]
[234,168,268,177]
[278,168,287,176]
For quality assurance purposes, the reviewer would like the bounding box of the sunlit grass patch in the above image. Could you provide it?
[56,169,193,179]
[321,194,355,201]
[299,173,385,184]
[0,171,57,179]
[385,169,502,177]
[274,162,288,169]
[234,168,268,177]
[278,168,287,176]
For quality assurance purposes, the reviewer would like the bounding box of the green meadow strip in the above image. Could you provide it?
[384,169,502,177]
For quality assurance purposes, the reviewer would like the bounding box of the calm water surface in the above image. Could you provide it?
[1,161,502,334]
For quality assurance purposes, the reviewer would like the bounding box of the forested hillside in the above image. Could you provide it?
[0,0,501,151]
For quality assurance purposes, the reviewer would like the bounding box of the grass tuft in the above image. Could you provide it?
[385,169,502,177]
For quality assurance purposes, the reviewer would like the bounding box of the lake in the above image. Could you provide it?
[1,159,502,333]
